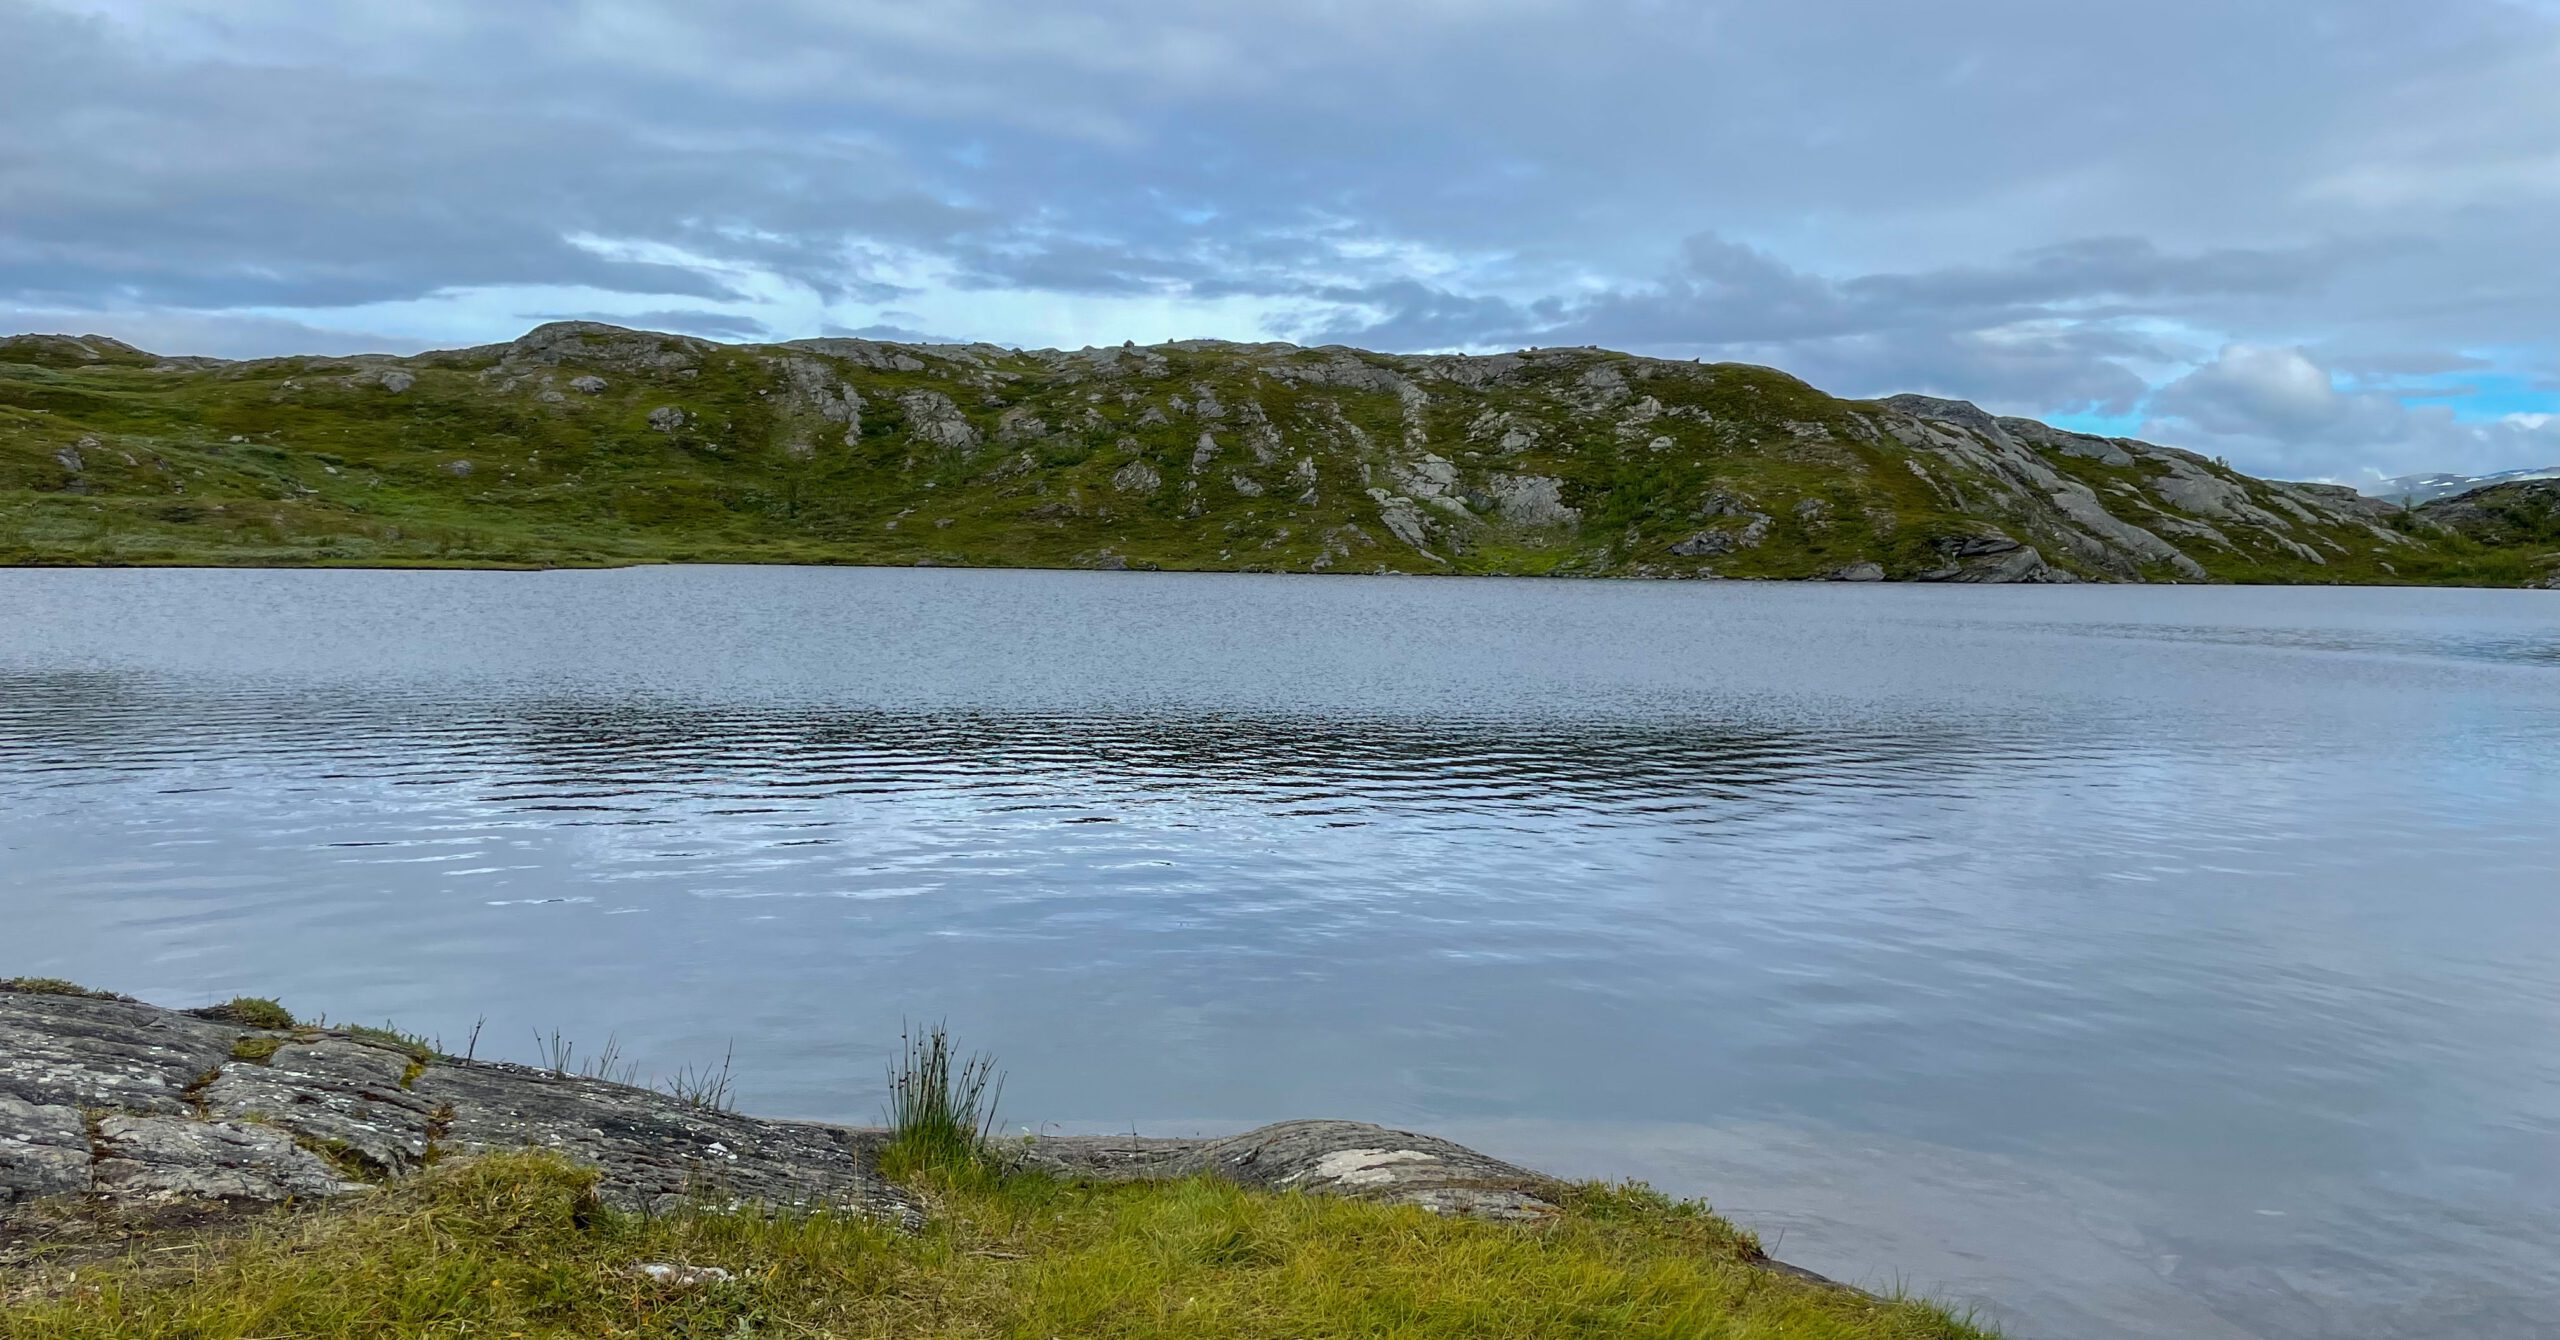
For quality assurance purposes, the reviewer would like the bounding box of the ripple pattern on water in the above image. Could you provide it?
[3,567,2559,1340]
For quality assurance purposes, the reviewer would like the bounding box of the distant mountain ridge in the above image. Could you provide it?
[1,322,2551,587]
[2365,466,2560,507]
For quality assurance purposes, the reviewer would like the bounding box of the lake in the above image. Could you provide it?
[3,566,2555,1338]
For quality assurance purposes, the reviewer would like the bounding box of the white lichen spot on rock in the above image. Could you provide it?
[1288,1148,1436,1187]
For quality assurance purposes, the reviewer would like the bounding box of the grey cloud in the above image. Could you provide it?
[0,305,431,361]
[819,321,969,344]
[4,0,2557,475]
[1304,234,2200,413]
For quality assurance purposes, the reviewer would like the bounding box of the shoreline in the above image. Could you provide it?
[0,551,2548,590]
[0,981,1854,1294]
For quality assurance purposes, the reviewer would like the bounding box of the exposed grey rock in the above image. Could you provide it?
[1416,353,1526,388]
[1574,363,1631,407]
[996,407,1049,443]
[92,1114,363,1202]
[0,989,919,1226]
[410,1060,917,1223]
[1941,533,2021,558]
[376,370,415,394]
[2142,450,2289,527]
[1229,473,1265,498]
[2045,484,2210,578]
[1830,562,1887,582]
[443,459,473,477]
[647,406,687,433]
[569,375,608,394]
[1110,460,1161,494]
[1388,453,1471,517]
[0,990,234,1120]
[1670,510,1772,557]
[897,390,980,454]
[503,322,709,374]
[1920,544,2074,584]
[1365,489,1442,560]
[1485,474,1579,528]
[769,357,863,446]
[2000,415,2133,467]
[53,445,83,473]
[1191,432,1221,471]
[784,338,926,374]
[200,1037,439,1176]
[0,1097,91,1203]
[1017,1120,1563,1222]
[1271,351,1409,394]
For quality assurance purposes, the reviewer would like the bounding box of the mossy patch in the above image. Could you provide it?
[193,997,295,1029]
[228,1035,285,1065]
[0,977,130,1001]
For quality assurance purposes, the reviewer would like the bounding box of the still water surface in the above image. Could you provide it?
[3,568,2556,1338]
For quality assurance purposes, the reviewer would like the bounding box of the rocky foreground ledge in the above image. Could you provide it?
[0,985,1634,1252]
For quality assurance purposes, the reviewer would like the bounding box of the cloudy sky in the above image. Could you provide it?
[6,0,2558,480]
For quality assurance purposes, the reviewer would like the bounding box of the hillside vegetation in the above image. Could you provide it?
[2,324,2549,586]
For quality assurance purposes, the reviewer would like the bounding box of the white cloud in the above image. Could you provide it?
[2146,344,2560,479]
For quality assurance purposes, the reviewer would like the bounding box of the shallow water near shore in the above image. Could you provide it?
[4,566,2557,1338]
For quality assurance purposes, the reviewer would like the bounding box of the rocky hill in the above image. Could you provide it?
[2369,466,2560,507]
[2,323,2549,586]
[2413,478,2560,550]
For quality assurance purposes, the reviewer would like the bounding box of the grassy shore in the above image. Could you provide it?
[0,987,1992,1337]
[2,1151,1991,1339]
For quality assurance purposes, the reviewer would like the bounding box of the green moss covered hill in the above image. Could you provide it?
[2,323,2550,585]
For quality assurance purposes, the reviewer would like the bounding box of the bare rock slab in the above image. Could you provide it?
[1017,1119,1565,1221]
[92,1115,363,1202]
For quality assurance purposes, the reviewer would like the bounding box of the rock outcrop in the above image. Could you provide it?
[0,985,1764,1256]
[0,986,920,1226]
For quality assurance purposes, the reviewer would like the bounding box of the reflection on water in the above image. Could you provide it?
[3,567,2558,1340]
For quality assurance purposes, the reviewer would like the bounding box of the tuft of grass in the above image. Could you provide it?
[197,996,294,1029]
[0,1151,1996,1339]
[0,976,129,1001]
[884,1021,1004,1177]
[529,1027,735,1110]
[229,1035,285,1065]
[533,1028,639,1085]
[659,1041,737,1113]
[343,1022,438,1063]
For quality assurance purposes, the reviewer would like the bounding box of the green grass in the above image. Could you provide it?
[0,1152,1994,1339]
